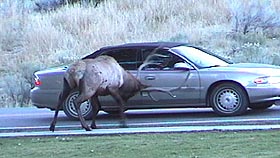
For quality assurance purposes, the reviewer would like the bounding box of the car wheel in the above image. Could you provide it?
[249,102,274,110]
[63,90,93,120]
[209,83,248,116]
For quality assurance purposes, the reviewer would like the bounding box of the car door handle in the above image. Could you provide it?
[145,76,156,80]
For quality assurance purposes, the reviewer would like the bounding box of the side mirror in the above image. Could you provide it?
[174,62,193,70]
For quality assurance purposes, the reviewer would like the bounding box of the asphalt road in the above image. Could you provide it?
[1,106,280,134]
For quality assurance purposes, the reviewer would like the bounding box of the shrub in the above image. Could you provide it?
[228,0,280,34]
[0,60,43,107]
[34,0,104,11]
[1,0,280,108]
[1,75,30,107]
[224,32,280,65]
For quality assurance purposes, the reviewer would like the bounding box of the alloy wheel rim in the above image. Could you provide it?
[215,88,241,113]
[67,92,92,117]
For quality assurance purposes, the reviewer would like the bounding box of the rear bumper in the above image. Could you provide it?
[30,87,60,110]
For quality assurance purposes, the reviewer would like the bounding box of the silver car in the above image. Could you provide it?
[30,42,280,119]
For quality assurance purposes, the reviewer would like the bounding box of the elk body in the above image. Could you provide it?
[49,55,148,131]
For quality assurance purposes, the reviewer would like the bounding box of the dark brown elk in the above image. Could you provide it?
[49,50,187,131]
[49,55,149,131]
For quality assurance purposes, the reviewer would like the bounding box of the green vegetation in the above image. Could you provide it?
[1,0,280,107]
[0,131,280,158]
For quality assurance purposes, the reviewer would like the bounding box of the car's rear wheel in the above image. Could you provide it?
[63,90,93,120]
[249,102,274,110]
[209,83,248,116]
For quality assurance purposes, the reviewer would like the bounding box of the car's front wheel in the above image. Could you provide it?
[209,83,248,116]
[63,90,93,120]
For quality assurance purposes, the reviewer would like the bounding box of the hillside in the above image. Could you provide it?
[0,0,280,107]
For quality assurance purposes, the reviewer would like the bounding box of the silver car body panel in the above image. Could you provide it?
[30,63,280,110]
[30,44,280,111]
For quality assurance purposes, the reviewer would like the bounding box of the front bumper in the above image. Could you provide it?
[246,84,280,103]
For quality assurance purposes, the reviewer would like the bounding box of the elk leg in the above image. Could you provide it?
[49,94,64,132]
[74,94,91,131]
[108,87,128,128]
[49,79,71,132]
[90,95,101,129]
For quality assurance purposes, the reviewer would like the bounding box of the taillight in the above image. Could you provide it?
[34,76,42,86]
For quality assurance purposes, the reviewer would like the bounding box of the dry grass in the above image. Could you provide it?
[0,0,280,107]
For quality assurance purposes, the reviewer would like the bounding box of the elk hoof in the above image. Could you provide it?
[91,124,97,129]
[119,124,128,128]
[84,126,92,131]
[119,121,128,128]
[49,125,55,132]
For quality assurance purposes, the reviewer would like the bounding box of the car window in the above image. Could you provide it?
[172,46,229,68]
[101,49,140,70]
[140,49,185,71]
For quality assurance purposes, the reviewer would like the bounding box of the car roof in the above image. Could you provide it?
[102,42,187,49]
[83,42,189,59]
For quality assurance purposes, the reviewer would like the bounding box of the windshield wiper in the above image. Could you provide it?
[202,65,222,68]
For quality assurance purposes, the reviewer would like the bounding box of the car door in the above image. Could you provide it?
[134,48,201,107]
[98,48,146,107]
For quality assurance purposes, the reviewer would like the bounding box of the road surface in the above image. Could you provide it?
[0,106,280,137]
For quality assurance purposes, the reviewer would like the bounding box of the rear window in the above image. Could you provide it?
[102,49,139,70]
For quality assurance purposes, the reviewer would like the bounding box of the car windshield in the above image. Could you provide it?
[171,46,229,68]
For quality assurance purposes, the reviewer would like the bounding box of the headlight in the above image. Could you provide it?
[254,76,280,84]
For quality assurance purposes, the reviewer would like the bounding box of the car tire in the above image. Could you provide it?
[63,90,93,120]
[209,83,248,116]
[249,102,274,110]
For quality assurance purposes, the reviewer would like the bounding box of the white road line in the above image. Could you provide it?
[1,125,280,138]
[0,113,52,117]
[1,117,280,131]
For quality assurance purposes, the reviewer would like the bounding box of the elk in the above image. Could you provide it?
[49,55,150,131]
[50,47,190,131]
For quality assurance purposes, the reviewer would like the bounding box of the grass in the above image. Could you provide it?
[0,130,280,158]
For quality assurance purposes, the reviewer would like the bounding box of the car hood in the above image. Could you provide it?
[208,63,280,76]
[228,63,280,68]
